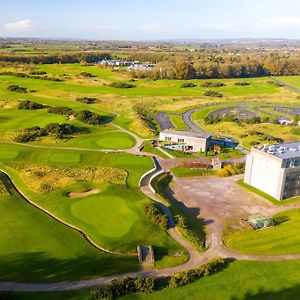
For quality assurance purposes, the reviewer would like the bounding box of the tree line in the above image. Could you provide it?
[0,52,111,64]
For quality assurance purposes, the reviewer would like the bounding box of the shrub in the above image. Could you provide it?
[7,84,28,93]
[92,277,155,299]
[175,215,204,249]
[235,162,245,174]
[109,82,135,88]
[144,203,168,230]
[80,71,96,78]
[76,97,98,104]
[169,257,226,288]
[74,110,104,125]
[201,82,225,87]
[224,164,237,176]
[216,168,231,177]
[14,123,87,143]
[204,90,223,97]
[48,106,74,115]
[18,100,46,110]
[180,82,197,88]
[234,82,250,86]
[30,71,47,75]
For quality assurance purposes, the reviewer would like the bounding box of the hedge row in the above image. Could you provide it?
[144,203,168,230]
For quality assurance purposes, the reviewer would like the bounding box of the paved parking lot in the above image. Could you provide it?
[170,175,277,244]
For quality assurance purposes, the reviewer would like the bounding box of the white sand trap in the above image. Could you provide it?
[66,189,100,198]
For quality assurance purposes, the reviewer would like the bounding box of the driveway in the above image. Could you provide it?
[170,175,278,246]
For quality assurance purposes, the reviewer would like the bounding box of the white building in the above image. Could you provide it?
[244,142,300,200]
[159,129,211,152]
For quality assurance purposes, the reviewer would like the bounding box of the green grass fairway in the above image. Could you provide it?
[71,195,138,238]
[0,172,138,282]
[225,209,300,255]
[0,150,19,159]
[95,131,136,149]
[48,153,81,163]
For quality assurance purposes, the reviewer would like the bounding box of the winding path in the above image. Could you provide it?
[2,156,300,291]
[3,94,300,291]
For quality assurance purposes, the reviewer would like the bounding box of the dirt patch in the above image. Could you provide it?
[66,188,100,198]
[68,115,75,120]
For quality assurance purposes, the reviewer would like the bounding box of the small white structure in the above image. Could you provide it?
[244,142,300,200]
[159,129,211,153]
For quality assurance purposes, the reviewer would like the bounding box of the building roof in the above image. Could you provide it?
[254,141,300,160]
[161,129,211,139]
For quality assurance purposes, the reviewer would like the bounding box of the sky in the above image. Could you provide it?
[0,0,300,40]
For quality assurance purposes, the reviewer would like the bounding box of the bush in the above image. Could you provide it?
[92,277,155,299]
[109,82,135,88]
[204,90,223,97]
[7,84,28,93]
[48,106,74,115]
[175,215,205,249]
[18,100,46,110]
[30,71,47,75]
[169,257,226,288]
[180,82,197,88]
[234,82,250,86]
[14,123,86,143]
[216,168,231,177]
[201,82,225,87]
[144,203,168,230]
[223,164,237,176]
[80,71,96,78]
[74,110,104,125]
[76,97,98,104]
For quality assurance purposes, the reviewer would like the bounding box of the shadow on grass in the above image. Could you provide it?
[231,284,300,300]
[0,252,138,282]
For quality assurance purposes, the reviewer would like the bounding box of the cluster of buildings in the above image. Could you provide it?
[159,129,300,202]
[98,59,156,71]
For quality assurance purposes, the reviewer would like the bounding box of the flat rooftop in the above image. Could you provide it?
[161,129,211,139]
[254,141,300,160]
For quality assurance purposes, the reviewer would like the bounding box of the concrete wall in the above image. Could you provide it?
[244,150,284,200]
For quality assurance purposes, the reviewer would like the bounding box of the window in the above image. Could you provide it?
[165,136,171,141]
[178,138,184,143]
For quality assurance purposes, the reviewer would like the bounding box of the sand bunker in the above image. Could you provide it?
[66,189,100,198]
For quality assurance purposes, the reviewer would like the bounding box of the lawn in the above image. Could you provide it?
[169,115,189,130]
[237,179,300,205]
[225,208,300,255]
[13,260,300,299]
[171,167,216,177]
[0,172,138,282]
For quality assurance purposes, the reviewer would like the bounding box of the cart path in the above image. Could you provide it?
[3,158,300,291]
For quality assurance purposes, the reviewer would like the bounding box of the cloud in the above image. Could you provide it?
[4,19,32,32]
